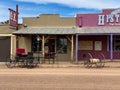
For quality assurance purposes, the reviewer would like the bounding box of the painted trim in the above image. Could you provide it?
[0,34,13,36]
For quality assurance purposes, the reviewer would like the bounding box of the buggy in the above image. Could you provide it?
[6,48,39,68]
[83,53,105,68]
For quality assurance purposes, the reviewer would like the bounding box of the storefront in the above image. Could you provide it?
[13,14,76,62]
[76,8,120,61]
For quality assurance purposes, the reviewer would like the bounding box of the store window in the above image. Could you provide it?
[32,35,42,52]
[114,38,120,51]
[57,38,67,53]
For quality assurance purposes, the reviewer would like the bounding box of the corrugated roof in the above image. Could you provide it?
[13,27,120,35]
[78,27,120,35]
[13,28,77,35]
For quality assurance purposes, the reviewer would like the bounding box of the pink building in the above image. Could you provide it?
[76,8,120,61]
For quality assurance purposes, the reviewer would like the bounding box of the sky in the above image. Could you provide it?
[1,0,120,23]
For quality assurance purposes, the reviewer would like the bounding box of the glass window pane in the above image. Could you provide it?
[57,38,67,53]
[32,35,41,52]
[114,38,120,51]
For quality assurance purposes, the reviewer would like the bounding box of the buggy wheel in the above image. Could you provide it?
[27,59,34,68]
[95,59,102,68]
[100,59,105,67]
[6,54,16,68]
[84,59,92,68]
[27,57,39,68]
[32,57,39,67]
[95,59,105,68]
[97,53,105,68]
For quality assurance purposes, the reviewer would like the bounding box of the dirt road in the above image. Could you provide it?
[0,61,120,90]
[0,67,120,90]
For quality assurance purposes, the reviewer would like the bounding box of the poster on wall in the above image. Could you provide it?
[78,41,93,50]
[95,41,102,51]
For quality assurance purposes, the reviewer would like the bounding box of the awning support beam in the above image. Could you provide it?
[66,35,74,61]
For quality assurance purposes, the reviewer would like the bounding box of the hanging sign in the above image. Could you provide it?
[8,5,18,30]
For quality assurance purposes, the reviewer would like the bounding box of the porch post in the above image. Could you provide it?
[71,35,74,61]
[75,34,78,63]
[110,34,113,61]
[42,35,45,58]
[11,35,14,55]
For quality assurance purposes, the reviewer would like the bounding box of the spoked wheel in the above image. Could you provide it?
[95,59,102,68]
[6,54,16,68]
[27,59,34,68]
[97,53,105,68]
[27,57,39,68]
[95,59,105,68]
[84,59,92,68]
[100,59,105,67]
[32,57,39,67]
[18,60,25,67]
[83,53,93,68]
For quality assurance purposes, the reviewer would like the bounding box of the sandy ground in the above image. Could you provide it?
[0,61,120,90]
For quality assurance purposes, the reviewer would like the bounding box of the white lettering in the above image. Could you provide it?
[98,9,120,25]
[10,11,16,22]
[106,15,114,22]
[98,14,120,25]
[13,13,16,21]
[98,15,104,25]
[115,14,120,22]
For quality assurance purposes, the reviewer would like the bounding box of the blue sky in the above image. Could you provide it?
[1,0,120,23]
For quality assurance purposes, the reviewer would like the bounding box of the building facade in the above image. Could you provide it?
[76,8,120,61]
[1,8,120,62]
[13,14,76,62]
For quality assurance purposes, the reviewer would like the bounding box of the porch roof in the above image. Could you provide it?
[13,27,77,35]
[13,27,120,35]
[78,27,120,35]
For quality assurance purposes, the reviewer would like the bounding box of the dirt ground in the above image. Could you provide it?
[1,61,120,90]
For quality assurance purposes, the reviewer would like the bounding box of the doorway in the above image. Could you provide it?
[45,39,55,53]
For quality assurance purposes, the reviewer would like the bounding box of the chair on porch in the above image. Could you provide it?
[44,52,57,64]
